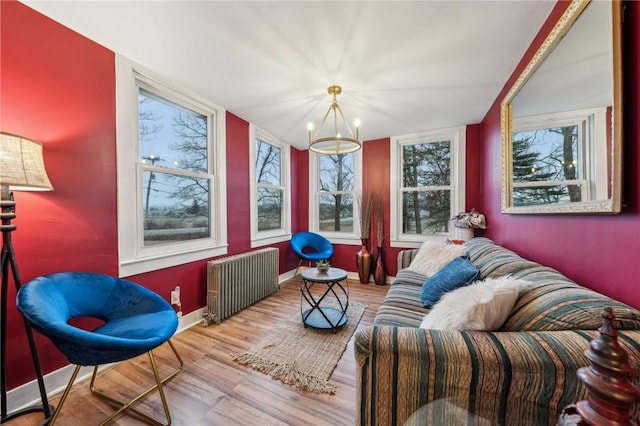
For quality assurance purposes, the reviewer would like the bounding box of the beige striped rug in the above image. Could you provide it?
[233,302,365,394]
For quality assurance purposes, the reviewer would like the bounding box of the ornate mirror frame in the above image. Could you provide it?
[501,0,623,214]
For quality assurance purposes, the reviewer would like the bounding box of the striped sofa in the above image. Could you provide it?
[354,237,640,425]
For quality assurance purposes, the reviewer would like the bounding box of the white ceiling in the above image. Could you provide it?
[22,1,556,150]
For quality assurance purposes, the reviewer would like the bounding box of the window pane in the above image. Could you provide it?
[142,169,210,245]
[319,154,354,192]
[257,187,283,231]
[318,193,353,232]
[402,190,450,234]
[513,184,582,206]
[402,141,451,187]
[255,139,281,186]
[512,126,579,184]
[139,88,209,173]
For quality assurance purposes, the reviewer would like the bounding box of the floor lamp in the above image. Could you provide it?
[0,132,54,422]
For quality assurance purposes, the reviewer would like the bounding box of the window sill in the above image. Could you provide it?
[119,244,228,277]
[390,235,452,249]
[327,236,363,246]
[251,233,292,248]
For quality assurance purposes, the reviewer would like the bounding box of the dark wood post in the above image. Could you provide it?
[558,307,640,426]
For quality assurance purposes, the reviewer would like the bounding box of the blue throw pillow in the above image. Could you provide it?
[421,254,480,308]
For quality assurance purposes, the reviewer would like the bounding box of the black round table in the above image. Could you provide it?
[300,267,349,332]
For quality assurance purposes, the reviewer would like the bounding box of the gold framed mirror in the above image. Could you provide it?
[501,0,622,214]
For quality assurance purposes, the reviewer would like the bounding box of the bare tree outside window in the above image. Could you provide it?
[318,154,354,232]
[255,139,283,232]
[138,89,212,246]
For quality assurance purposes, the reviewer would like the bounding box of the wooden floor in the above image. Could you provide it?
[9,278,389,426]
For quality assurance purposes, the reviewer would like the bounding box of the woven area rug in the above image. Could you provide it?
[233,302,365,394]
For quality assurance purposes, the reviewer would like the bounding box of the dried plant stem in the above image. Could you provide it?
[375,194,384,247]
[357,192,375,240]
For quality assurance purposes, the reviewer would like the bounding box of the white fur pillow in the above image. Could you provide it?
[408,240,466,277]
[419,276,530,331]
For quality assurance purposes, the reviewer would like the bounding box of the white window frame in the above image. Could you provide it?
[390,126,466,248]
[512,107,607,202]
[249,125,291,247]
[308,150,362,246]
[116,56,227,277]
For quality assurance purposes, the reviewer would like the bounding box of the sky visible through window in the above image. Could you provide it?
[138,89,209,212]
[138,89,207,171]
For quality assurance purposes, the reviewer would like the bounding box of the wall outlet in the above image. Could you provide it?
[171,286,182,317]
[171,286,181,305]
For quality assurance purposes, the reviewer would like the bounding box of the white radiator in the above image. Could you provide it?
[204,248,279,325]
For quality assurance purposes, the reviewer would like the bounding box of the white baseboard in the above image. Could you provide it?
[279,270,298,283]
[347,271,395,285]
[5,308,205,416]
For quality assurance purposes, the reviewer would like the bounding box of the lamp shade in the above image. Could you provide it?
[0,132,53,191]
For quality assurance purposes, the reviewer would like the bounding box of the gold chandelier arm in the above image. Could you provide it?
[310,104,335,141]
[334,103,354,138]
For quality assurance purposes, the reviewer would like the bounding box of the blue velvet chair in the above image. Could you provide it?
[17,272,183,426]
[290,232,334,276]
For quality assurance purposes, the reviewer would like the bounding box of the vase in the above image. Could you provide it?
[317,266,329,274]
[373,246,387,285]
[356,239,372,284]
[455,227,475,242]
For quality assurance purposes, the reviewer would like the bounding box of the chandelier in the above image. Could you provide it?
[307,85,361,155]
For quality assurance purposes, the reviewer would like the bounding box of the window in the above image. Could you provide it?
[116,57,227,276]
[390,126,466,247]
[249,125,291,247]
[309,150,362,245]
[511,108,607,207]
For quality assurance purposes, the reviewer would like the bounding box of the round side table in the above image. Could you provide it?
[300,268,349,332]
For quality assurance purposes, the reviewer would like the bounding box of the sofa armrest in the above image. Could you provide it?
[397,249,419,271]
[354,325,640,426]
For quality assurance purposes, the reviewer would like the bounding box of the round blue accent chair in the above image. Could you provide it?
[290,232,334,276]
[17,272,183,426]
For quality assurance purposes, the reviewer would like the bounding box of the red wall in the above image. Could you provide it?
[1,0,119,389]
[479,0,640,308]
[287,147,307,266]
[225,113,252,254]
[4,0,638,395]
[361,138,392,275]
[0,1,301,390]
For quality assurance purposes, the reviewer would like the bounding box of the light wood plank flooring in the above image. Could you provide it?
[8,279,388,426]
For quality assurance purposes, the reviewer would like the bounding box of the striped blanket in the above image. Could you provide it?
[355,237,640,425]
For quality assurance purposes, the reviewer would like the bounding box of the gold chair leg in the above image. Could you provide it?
[293,258,304,277]
[47,365,82,425]
[89,339,183,426]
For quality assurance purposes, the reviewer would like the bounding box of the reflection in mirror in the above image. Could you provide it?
[501,0,622,214]
[511,108,608,207]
